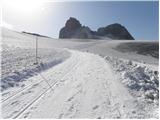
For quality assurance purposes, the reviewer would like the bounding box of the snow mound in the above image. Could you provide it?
[1,45,70,91]
[105,56,159,103]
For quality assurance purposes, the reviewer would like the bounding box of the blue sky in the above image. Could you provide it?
[2,0,159,40]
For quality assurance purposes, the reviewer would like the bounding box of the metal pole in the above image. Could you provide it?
[36,36,38,64]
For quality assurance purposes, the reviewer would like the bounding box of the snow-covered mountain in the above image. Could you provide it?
[1,27,159,118]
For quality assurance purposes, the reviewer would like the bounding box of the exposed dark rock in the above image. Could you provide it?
[97,23,134,40]
[65,17,81,30]
[59,17,134,40]
[59,17,81,38]
[59,17,96,39]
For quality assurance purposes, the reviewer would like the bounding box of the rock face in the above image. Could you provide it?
[59,17,134,40]
[97,23,134,40]
[59,17,95,39]
[65,17,81,30]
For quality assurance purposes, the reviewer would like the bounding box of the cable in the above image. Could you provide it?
[34,36,54,92]
[37,62,54,92]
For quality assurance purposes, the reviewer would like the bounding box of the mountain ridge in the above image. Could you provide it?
[59,17,134,40]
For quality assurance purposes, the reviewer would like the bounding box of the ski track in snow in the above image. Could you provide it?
[1,49,158,118]
[1,50,79,118]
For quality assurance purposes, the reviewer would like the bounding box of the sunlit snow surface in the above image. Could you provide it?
[1,28,159,118]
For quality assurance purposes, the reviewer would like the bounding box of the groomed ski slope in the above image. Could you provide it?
[1,50,158,118]
[1,28,159,118]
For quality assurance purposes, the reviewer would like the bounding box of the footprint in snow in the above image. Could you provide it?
[58,113,64,119]
[11,101,19,105]
[93,105,99,110]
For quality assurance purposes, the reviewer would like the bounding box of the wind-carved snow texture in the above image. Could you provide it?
[1,45,70,91]
[105,56,159,117]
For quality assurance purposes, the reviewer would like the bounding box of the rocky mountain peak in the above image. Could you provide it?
[59,17,134,40]
[65,17,81,30]
[97,23,134,40]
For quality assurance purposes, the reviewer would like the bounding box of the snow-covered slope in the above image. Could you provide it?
[2,28,70,91]
[1,47,70,90]
[3,28,158,65]
[1,28,159,118]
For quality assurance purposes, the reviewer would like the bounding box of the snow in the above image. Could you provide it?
[0,50,141,118]
[105,56,158,102]
[105,56,159,118]
[1,28,159,118]
[1,46,70,91]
